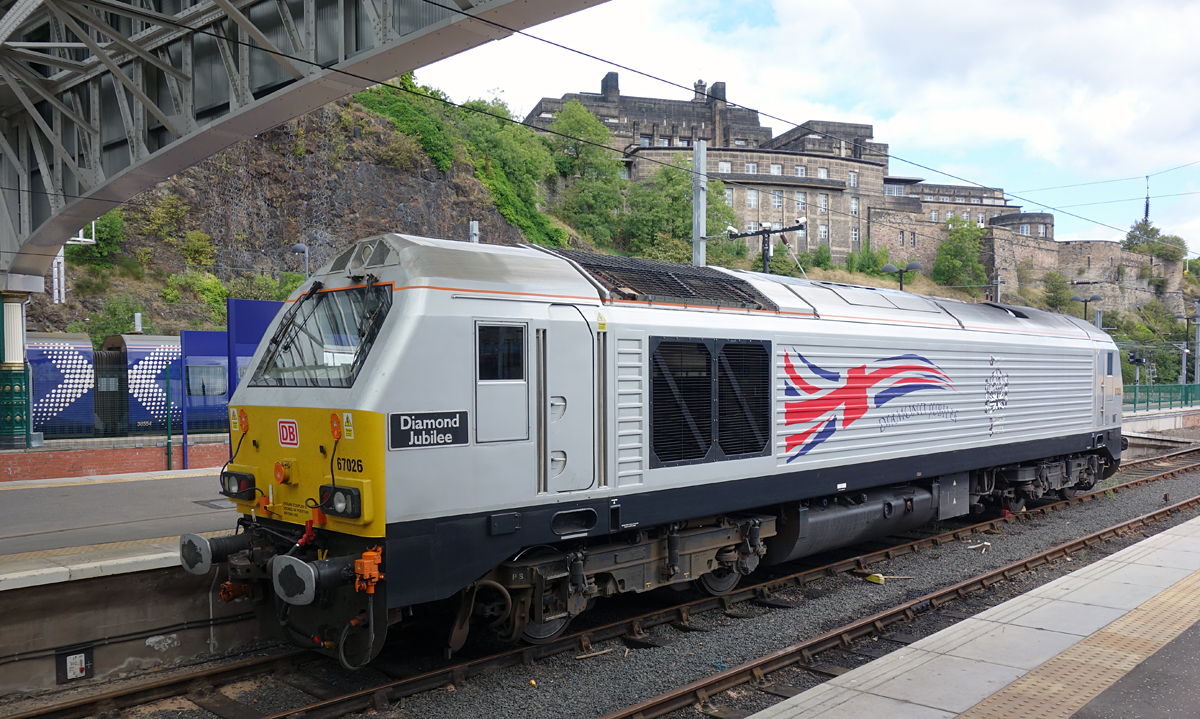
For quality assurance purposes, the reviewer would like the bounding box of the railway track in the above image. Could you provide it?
[11,444,1200,719]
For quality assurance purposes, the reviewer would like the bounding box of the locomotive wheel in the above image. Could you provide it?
[1059,486,1079,500]
[699,567,741,596]
[521,616,571,644]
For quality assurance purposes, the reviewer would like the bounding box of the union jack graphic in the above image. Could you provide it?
[782,350,955,462]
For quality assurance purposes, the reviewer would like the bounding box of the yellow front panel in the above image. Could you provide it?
[226,405,387,538]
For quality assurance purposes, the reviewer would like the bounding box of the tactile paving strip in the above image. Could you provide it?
[958,568,1200,718]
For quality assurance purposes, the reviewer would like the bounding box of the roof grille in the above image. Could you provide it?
[556,250,776,311]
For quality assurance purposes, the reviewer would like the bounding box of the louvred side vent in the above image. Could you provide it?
[650,341,712,464]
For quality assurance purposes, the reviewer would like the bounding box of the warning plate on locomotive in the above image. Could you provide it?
[390,411,469,450]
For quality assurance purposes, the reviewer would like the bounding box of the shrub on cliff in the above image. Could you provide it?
[65,209,126,267]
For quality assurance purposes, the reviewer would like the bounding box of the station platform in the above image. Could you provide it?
[0,466,231,557]
[749,515,1200,719]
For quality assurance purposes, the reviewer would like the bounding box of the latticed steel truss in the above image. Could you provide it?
[0,0,602,290]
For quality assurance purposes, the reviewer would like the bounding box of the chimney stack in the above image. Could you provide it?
[601,72,619,102]
[693,80,707,102]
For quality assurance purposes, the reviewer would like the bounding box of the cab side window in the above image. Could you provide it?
[478,326,524,380]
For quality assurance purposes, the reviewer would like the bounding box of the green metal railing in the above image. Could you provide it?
[1124,384,1200,411]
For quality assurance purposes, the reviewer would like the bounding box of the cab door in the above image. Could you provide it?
[540,305,595,492]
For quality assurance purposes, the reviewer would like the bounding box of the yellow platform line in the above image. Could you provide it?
[959,568,1200,718]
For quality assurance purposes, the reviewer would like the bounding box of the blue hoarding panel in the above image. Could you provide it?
[228,298,283,400]
[182,330,229,434]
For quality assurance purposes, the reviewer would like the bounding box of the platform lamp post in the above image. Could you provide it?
[881,261,923,292]
[292,243,309,280]
[1071,294,1102,322]
[1174,304,1200,387]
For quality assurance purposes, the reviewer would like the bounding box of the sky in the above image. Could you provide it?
[419,0,1200,253]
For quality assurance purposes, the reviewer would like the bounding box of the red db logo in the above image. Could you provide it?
[278,419,299,447]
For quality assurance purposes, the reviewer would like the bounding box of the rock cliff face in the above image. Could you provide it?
[28,100,529,333]
[156,101,526,276]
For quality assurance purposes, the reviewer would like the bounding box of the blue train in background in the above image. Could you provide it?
[29,331,229,439]
[26,299,284,440]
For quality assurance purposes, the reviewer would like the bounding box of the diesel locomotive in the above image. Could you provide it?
[180,233,1121,666]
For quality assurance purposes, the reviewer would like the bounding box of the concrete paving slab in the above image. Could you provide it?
[0,558,70,590]
[810,692,955,719]
[749,683,850,719]
[972,593,1049,623]
[1099,561,1195,588]
[865,653,1025,713]
[828,648,936,692]
[1138,547,1200,570]
[1154,534,1200,554]
[908,618,998,655]
[1007,599,1126,635]
[1057,577,1168,610]
[945,623,1083,670]
[1026,572,1096,600]
[1163,523,1200,538]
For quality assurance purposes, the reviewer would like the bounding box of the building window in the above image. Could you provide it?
[1020,224,1031,236]
[725,188,734,205]
[923,194,933,200]
[678,138,690,147]
[1038,224,1047,237]
[898,230,905,244]
[795,166,806,177]
[619,167,629,180]
[955,196,965,203]
[940,196,951,202]
[971,197,982,204]
[745,162,758,174]
[772,190,783,209]
[747,189,758,208]
[798,224,807,238]
[962,211,971,220]
[639,136,651,147]
[796,192,807,212]
[910,232,916,246]
[734,139,747,146]
[884,184,905,197]
[931,210,939,222]
[819,193,828,212]
[772,222,782,231]
[851,227,859,243]
[818,167,829,179]
[748,221,759,232]
[819,224,829,240]
[770,163,782,175]
[848,171,858,187]
[657,138,669,147]
[718,161,731,173]
[850,197,859,216]
[977,212,985,224]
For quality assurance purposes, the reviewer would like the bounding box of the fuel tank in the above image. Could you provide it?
[763,486,938,565]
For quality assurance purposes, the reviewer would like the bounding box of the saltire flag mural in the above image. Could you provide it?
[782,350,954,462]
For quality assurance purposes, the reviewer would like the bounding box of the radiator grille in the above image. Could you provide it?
[557,250,776,310]
[650,341,712,463]
[718,343,771,456]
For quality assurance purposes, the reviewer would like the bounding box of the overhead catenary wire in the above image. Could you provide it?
[409,0,1135,235]
[8,8,1184,291]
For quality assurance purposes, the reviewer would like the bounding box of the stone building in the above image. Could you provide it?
[524,75,1181,313]
[526,74,1043,263]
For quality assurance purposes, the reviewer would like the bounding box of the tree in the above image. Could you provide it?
[624,155,737,254]
[65,209,127,267]
[1124,219,1185,261]
[548,101,627,245]
[1041,271,1073,311]
[932,216,987,295]
[66,295,154,349]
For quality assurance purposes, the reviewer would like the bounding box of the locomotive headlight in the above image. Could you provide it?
[319,484,361,518]
[220,470,256,501]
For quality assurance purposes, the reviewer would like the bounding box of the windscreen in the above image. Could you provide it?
[249,282,391,388]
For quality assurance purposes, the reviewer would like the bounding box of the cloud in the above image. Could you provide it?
[418,0,1200,248]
